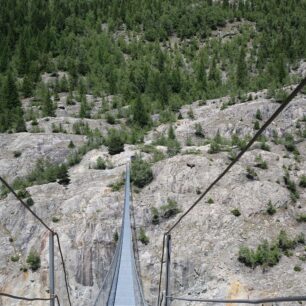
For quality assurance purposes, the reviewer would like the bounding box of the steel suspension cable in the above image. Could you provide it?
[0,292,60,305]
[0,177,54,233]
[55,233,72,306]
[166,77,306,235]
[0,177,72,306]
[157,76,306,304]
[168,295,306,304]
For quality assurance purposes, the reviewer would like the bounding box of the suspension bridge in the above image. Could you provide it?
[1,77,306,305]
[94,164,146,306]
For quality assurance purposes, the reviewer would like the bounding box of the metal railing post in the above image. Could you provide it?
[49,232,55,306]
[165,234,171,306]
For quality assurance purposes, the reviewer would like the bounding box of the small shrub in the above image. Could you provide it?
[131,155,153,188]
[246,167,258,180]
[187,107,195,119]
[209,140,221,154]
[284,133,298,154]
[26,250,41,271]
[274,89,287,103]
[139,228,149,245]
[231,208,241,217]
[207,197,214,204]
[260,141,270,151]
[160,198,180,219]
[94,157,106,170]
[113,231,119,242]
[255,109,262,120]
[11,254,20,262]
[266,200,276,215]
[17,189,30,199]
[194,123,205,138]
[13,151,22,158]
[283,171,299,201]
[238,240,281,269]
[106,129,125,155]
[109,177,125,191]
[253,121,260,130]
[106,113,115,124]
[52,216,60,223]
[296,214,306,222]
[299,255,306,262]
[68,140,75,149]
[296,233,305,244]
[151,207,160,225]
[26,197,34,206]
[299,175,306,188]
[167,138,181,157]
[294,265,302,272]
[255,155,268,169]
[277,230,296,251]
[185,137,193,146]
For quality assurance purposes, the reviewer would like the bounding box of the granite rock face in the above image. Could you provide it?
[0,92,306,306]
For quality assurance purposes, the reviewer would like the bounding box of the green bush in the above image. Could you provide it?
[26,250,41,271]
[246,166,258,180]
[283,133,298,154]
[106,129,125,155]
[253,121,260,130]
[187,107,194,119]
[68,137,103,167]
[207,197,214,204]
[106,112,115,124]
[167,138,181,156]
[255,155,268,169]
[72,121,92,135]
[160,198,180,219]
[238,240,281,269]
[113,231,119,242]
[26,197,34,206]
[283,171,299,201]
[296,214,306,223]
[52,216,60,223]
[17,189,30,199]
[299,175,306,188]
[194,123,205,138]
[260,141,270,151]
[231,208,241,217]
[131,155,153,188]
[151,207,160,225]
[139,228,149,245]
[238,230,302,269]
[209,140,221,154]
[294,265,302,272]
[11,254,20,262]
[13,151,22,158]
[94,157,106,170]
[255,109,262,120]
[68,140,75,149]
[266,200,276,215]
[109,177,125,191]
[277,230,297,251]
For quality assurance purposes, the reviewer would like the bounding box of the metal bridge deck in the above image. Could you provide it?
[113,166,136,306]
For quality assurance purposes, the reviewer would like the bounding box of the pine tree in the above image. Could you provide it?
[236,47,248,89]
[132,97,150,127]
[42,88,55,117]
[22,75,33,98]
[1,72,26,132]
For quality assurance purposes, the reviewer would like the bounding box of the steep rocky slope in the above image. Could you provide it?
[0,90,306,306]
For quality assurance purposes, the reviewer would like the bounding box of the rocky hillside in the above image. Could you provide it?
[0,85,306,305]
